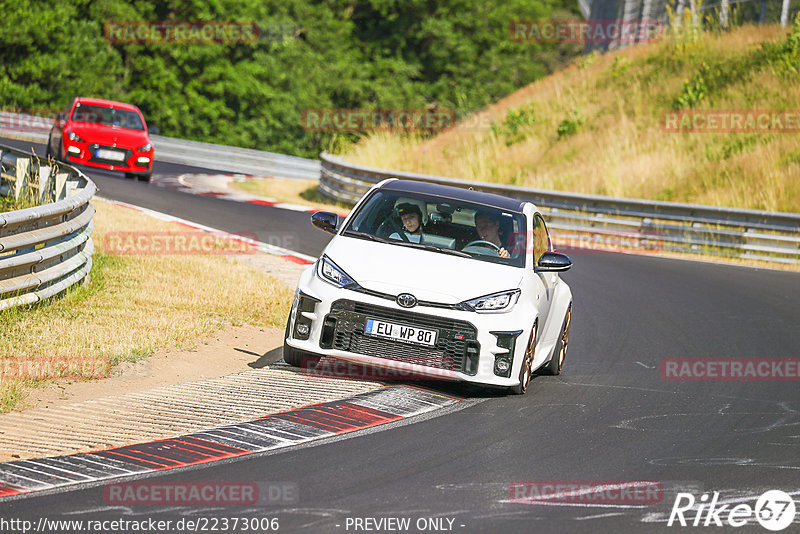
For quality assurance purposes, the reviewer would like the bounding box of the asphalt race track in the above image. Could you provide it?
[0,137,331,257]
[2,135,799,533]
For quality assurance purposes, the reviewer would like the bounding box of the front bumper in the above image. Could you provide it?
[286,267,535,388]
[65,141,153,173]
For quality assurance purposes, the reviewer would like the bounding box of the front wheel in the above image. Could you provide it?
[283,342,306,367]
[541,303,571,376]
[510,321,537,395]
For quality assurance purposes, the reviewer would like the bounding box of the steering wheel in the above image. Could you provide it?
[388,216,410,242]
[463,240,501,252]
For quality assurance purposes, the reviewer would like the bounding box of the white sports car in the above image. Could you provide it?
[284,179,572,394]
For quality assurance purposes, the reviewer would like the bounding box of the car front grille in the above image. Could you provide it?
[324,299,479,374]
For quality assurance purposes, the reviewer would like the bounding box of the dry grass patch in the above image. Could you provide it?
[0,200,293,412]
[344,23,800,213]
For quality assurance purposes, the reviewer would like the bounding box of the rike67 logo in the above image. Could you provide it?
[668,490,796,531]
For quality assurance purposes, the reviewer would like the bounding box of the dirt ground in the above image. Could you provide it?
[16,324,286,412]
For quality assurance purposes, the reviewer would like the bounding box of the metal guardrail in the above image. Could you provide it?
[149,134,320,179]
[319,152,800,264]
[0,143,96,310]
[0,111,320,180]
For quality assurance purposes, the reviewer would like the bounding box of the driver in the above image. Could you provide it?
[389,203,424,243]
[474,209,510,258]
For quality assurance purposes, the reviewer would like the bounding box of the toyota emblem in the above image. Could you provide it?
[396,293,417,308]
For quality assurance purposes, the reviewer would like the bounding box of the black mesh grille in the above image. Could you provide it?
[326,299,478,372]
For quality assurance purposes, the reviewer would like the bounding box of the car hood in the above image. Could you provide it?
[324,235,523,304]
[69,122,149,147]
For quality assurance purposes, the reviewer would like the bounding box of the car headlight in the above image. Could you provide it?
[137,142,152,152]
[67,130,85,142]
[461,289,521,313]
[316,255,358,288]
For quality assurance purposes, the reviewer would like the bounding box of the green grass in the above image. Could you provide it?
[0,194,36,213]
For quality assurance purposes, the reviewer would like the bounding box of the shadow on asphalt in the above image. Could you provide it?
[274,352,517,400]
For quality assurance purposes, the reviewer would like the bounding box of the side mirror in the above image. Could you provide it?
[535,251,572,272]
[311,211,338,234]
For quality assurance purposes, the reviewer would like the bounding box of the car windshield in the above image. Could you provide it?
[344,189,527,267]
[71,104,145,131]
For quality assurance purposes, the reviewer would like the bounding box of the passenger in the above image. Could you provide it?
[389,203,424,243]
[474,209,511,258]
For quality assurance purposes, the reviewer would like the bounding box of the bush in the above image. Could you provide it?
[492,105,537,146]
[557,109,583,138]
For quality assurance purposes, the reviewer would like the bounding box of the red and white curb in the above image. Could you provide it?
[155,173,350,217]
[95,196,316,265]
[0,386,462,500]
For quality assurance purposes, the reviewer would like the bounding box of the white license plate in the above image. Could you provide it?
[96,148,126,161]
[365,318,437,346]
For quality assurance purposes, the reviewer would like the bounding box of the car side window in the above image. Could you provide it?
[533,214,550,265]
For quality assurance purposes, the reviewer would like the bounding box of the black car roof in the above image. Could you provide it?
[380,179,526,212]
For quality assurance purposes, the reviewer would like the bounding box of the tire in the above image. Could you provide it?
[282,341,305,367]
[46,136,53,159]
[124,172,136,180]
[510,321,537,395]
[137,173,151,182]
[541,303,571,376]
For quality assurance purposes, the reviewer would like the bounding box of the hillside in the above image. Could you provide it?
[344,20,800,213]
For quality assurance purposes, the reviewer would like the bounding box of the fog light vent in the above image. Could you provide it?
[463,340,480,376]
[491,330,523,378]
[293,293,320,340]
[320,316,337,349]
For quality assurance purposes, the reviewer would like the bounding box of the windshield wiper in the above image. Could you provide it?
[399,241,471,258]
[342,230,391,244]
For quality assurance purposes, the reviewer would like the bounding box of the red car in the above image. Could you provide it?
[47,97,155,181]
